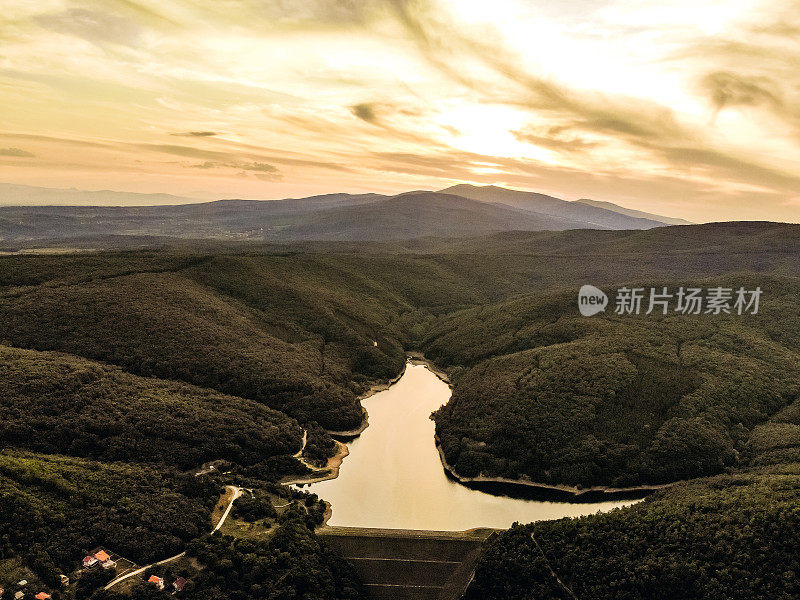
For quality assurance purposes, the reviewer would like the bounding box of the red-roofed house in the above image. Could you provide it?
[82,556,98,568]
[147,576,164,591]
[173,577,187,592]
[35,592,51,600]
[94,550,110,562]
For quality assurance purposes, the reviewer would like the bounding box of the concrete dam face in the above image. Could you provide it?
[319,527,494,600]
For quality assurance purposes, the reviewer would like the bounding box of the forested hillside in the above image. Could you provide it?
[1,222,800,598]
[0,346,303,469]
[0,260,407,430]
[0,451,218,586]
[466,463,800,600]
[426,275,800,487]
[184,521,364,600]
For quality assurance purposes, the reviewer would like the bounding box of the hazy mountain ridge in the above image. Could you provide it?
[440,184,676,229]
[0,183,687,244]
[575,197,692,225]
[0,182,199,206]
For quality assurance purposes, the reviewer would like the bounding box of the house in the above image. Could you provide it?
[17,581,27,587]
[35,593,51,600]
[147,576,164,591]
[91,550,115,569]
[59,575,70,587]
[172,577,187,592]
[14,591,23,600]
[82,556,98,568]
[0,587,4,598]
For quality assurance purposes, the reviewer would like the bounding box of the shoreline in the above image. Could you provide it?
[406,351,451,384]
[325,361,409,438]
[434,434,669,501]
[288,351,669,503]
[282,356,415,487]
[282,441,349,486]
[416,353,675,500]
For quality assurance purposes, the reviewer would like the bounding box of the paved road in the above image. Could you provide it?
[105,486,242,590]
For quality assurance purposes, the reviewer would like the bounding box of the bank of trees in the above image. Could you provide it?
[0,255,412,431]
[0,346,305,470]
[0,451,218,583]
[467,465,800,600]
[184,517,363,600]
[1,229,800,598]
[429,276,800,487]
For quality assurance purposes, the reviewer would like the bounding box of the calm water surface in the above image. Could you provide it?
[304,361,636,530]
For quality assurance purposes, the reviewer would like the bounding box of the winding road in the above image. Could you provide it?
[104,486,242,590]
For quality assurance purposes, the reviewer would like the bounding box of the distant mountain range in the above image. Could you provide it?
[441,184,691,227]
[0,182,691,245]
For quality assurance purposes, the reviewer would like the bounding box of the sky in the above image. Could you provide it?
[1,0,799,222]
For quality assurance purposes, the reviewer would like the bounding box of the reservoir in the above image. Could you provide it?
[303,361,637,530]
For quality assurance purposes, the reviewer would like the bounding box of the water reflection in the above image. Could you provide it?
[304,362,637,530]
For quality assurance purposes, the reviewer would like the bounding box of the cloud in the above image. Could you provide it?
[171,131,218,137]
[191,161,218,169]
[656,146,800,193]
[0,148,35,157]
[137,144,233,161]
[33,8,143,46]
[0,132,113,149]
[679,1,800,129]
[186,158,281,179]
[254,172,282,181]
[512,128,598,153]
[700,71,784,113]
[237,161,279,174]
[351,103,378,123]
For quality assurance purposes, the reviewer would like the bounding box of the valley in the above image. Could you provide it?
[1,221,799,600]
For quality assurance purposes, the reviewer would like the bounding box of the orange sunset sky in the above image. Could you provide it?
[1,0,799,222]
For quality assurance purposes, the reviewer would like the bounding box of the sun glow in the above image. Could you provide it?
[0,0,798,221]
[437,104,553,162]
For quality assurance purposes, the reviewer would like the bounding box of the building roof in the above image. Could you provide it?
[173,577,187,590]
[94,550,111,562]
[148,576,163,584]
[35,593,51,600]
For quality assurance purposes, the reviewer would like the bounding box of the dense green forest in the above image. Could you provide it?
[0,255,415,430]
[182,517,363,600]
[1,222,800,598]
[466,463,800,600]
[0,451,218,586]
[428,275,800,486]
[0,346,304,469]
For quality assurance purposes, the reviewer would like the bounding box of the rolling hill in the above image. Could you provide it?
[0,184,685,246]
[440,184,677,229]
[2,222,800,599]
[575,197,692,225]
